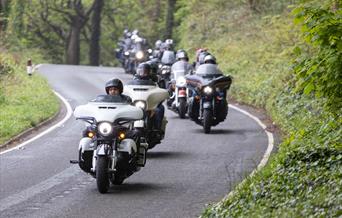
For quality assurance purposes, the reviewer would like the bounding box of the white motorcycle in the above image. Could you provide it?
[124,79,169,149]
[72,94,147,193]
[167,61,191,118]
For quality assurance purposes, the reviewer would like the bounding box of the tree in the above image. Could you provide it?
[0,0,10,33]
[165,0,176,39]
[21,0,95,65]
[89,0,104,66]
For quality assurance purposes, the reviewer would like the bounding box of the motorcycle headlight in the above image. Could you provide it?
[203,86,213,95]
[176,77,186,86]
[98,122,113,136]
[134,101,146,110]
[162,66,170,74]
[136,51,144,60]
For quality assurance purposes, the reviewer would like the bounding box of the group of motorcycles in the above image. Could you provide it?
[115,29,152,75]
[72,31,232,193]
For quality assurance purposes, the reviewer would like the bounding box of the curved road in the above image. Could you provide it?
[0,64,268,218]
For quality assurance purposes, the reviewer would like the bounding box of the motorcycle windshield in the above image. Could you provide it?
[92,95,128,103]
[161,51,176,65]
[171,61,188,79]
[195,64,222,77]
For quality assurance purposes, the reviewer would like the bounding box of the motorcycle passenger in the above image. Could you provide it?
[128,63,165,132]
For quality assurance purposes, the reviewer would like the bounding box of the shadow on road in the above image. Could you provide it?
[146,151,190,159]
[107,182,166,194]
[190,128,234,135]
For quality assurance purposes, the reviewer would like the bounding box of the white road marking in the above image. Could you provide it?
[220,104,275,199]
[0,91,73,155]
[0,90,274,211]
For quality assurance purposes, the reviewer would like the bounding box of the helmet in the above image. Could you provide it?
[132,29,139,35]
[165,39,173,45]
[196,48,208,61]
[105,78,123,94]
[155,40,162,49]
[164,39,173,50]
[204,55,217,64]
[176,50,188,61]
[136,63,151,79]
[126,32,132,38]
[198,51,210,64]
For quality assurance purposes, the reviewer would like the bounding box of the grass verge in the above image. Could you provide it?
[0,50,59,145]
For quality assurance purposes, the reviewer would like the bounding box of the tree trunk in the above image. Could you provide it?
[164,0,176,39]
[89,0,104,66]
[66,19,82,65]
[248,0,260,13]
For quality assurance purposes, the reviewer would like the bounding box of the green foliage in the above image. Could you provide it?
[202,98,342,217]
[292,0,342,112]
[176,0,342,217]
[0,51,58,145]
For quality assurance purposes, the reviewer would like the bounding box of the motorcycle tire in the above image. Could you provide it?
[96,156,110,193]
[178,98,187,119]
[111,174,124,185]
[203,109,212,134]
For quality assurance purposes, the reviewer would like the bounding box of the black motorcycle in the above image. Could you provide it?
[124,37,149,74]
[157,50,175,88]
[186,64,232,133]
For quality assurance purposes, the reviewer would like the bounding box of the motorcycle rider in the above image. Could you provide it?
[203,54,217,65]
[79,78,135,171]
[82,79,132,136]
[166,50,193,106]
[128,63,165,133]
[105,78,132,103]
[173,49,193,76]
[153,40,163,59]
[82,78,132,137]
[195,48,210,69]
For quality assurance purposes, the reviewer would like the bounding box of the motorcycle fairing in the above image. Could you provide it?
[124,84,169,111]
[74,102,143,123]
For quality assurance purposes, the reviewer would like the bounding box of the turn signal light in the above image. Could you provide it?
[119,132,126,140]
[87,131,95,138]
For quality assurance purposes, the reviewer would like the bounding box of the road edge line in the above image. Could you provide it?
[0,91,73,155]
[224,104,275,197]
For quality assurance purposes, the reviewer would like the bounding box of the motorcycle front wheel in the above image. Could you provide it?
[203,109,212,134]
[178,98,187,119]
[96,156,110,193]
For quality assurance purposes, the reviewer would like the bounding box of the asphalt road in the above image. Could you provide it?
[0,64,268,218]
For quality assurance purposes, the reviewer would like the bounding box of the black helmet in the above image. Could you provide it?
[198,51,210,64]
[105,78,123,94]
[136,63,151,79]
